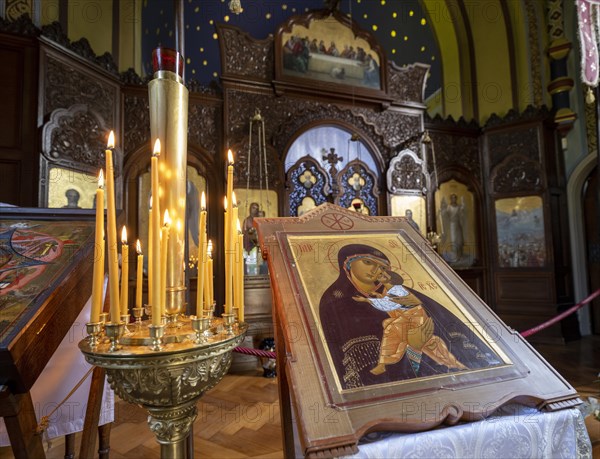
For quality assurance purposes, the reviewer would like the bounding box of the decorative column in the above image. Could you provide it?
[546,0,577,137]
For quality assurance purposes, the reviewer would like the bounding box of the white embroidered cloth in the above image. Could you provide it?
[343,403,591,458]
[0,293,114,447]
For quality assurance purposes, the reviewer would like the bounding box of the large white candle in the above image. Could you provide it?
[105,131,121,324]
[90,170,105,323]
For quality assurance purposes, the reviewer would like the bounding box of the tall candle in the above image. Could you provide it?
[237,220,245,322]
[196,192,207,316]
[160,209,170,316]
[105,131,121,324]
[150,139,162,326]
[136,240,143,308]
[233,219,242,316]
[224,197,232,314]
[148,198,153,309]
[120,226,129,317]
[207,240,214,307]
[90,170,105,323]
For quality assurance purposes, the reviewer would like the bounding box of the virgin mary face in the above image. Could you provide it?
[347,256,389,285]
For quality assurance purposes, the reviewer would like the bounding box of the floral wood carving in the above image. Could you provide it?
[387,62,429,104]
[0,12,38,35]
[486,126,540,170]
[41,104,109,172]
[225,89,419,166]
[387,150,426,193]
[218,25,274,81]
[123,92,150,154]
[188,102,220,155]
[490,154,544,194]
[44,55,117,127]
[426,131,481,180]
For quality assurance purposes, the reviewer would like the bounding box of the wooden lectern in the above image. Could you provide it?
[0,208,96,458]
[254,203,581,458]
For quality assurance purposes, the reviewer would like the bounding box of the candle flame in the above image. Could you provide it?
[98,169,104,188]
[107,131,115,149]
[227,149,234,165]
[149,195,153,209]
[236,218,242,233]
[232,191,237,207]
[201,191,206,210]
[121,226,128,244]
[224,196,228,211]
[208,239,213,256]
[136,239,142,255]
[164,209,171,226]
[153,138,161,156]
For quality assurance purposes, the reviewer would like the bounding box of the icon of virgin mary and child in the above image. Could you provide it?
[319,244,501,390]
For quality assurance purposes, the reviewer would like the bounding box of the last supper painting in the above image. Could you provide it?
[286,233,509,393]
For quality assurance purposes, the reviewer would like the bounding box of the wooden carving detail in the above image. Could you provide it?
[226,90,418,165]
[491,154,544,194]
[233,141,281,190]
[41,104,108,171]
[387,150,425,193]
[44,56,117,127]
[123,92,150,154]
[219,26,274,81]
[188,102,220,155]
[486,126,540,170]
[0,9,38,34]
[387,62,429,104]
[427,131,481,180]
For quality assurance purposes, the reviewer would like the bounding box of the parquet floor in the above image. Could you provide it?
[1,336,599,458]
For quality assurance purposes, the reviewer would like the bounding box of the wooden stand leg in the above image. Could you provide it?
[64,433,75,459]
[273,307,295,459]
[79,367,110,459]
[0,386,46,459]
[98,423,111,459]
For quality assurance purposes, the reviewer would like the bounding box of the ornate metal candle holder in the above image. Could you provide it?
[80,315,247,458]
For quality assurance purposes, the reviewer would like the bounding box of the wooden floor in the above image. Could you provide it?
[1,335,599,458]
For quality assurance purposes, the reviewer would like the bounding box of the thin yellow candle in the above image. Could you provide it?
[90,170,105,323]
[160,209,170,316]
[237,220,245,322]
[224,199,232,314]
[224,196,229,261]
[150,139,162,326]
[135,240,143,308]
[196,192,207,316]
[207,240,214,307]
[233,219,242,317]
[105,131,121,324]
[226,149,234,219]
[120,226,129,317]
[148,198,153,309]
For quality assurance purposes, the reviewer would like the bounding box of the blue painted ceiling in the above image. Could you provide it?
[142,0,440,97]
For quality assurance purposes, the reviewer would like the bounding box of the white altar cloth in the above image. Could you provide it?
[0,293,114,447]
[344,403,591,458]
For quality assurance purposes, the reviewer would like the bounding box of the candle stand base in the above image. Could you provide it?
[222,313,235,335]
[80,317,247,459]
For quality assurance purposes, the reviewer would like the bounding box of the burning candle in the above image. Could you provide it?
[120,226,129,317]
[90,170,105,323]
[148,197,153,309]
[196,192,207,316]
[151,139,162,326]
[105,131,121,324]
[136,240,143,308]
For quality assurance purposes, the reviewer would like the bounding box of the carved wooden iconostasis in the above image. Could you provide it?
[0,6,578,357]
